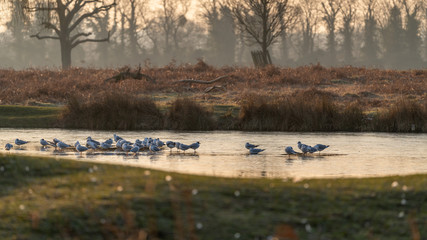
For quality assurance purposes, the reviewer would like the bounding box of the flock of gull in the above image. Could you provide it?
[4,134,201,156]
[4,134,329,158]
[245,141,329,157]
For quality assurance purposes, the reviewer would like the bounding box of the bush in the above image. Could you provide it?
[239,90,364,131]
[165,98,215,130]
[371,98,427,132]
[61,92,163,130]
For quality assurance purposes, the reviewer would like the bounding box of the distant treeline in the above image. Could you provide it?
[61,93,427,132]
[1,0,427,69]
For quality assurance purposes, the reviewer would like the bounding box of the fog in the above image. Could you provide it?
[1,0,426,69]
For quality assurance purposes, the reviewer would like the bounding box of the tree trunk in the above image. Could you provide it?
[60,39,72,69]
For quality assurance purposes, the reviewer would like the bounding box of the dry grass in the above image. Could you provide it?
[370,98,427,132]
[238,89,364,131]
[0,62,425,114]
[165,98,215,130]
[60,92,163,130]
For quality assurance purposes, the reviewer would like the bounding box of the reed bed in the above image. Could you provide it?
[238,90,364,132]
[165,98,215,130]
[58,90,426,132]
[369,98,427,132]
[61,93,163,130]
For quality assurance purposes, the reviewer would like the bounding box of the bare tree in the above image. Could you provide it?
[321,0,341,65]
[230,0,297,65]
[202,0,236,65]
[402,0,422,67]
[118,0,148,62]
[30,0,115,69]
[361,0,380,65]
[297,0,319,63]
[157,0,190,58]
[381,3,404,68]
[6,0,30,67]
[340,0,356,64]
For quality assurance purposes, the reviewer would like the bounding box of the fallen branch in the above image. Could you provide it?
[175,75,228,84]
[104,66,154,83]
[204,85,225,93]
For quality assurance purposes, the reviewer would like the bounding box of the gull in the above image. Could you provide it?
[285,146,298,158]
[189,142,200,153]
[86,140,98,150]
[40,139,53,148]
[249,148,265,155]
[87,137,100,146]
[175,142,181,152]
[53,138,61,145]
[149,144,161,153]
[156,138,165,147]
[57,141,71,151]
[5,143,13,151]
[134,139,143,147]
[179,143,190,154]
[300,145,309,154]
[75,141,89,155]
[122,143,133,155]
[297,141,306,151]
[308,146,318,154]
[113,134,123,142]
[100,142,112,149]
[116,139,131,150]
[15,139,28,147]
[301,144,317,155]
[166,141,175,152]
[130,145,140,155]
[314,144,329,155]
[51,138,61,150]
[245,142,259,150]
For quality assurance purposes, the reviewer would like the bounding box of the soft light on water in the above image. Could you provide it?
[1,128,426,179]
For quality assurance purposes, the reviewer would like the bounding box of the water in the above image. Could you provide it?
[1,128,426,179]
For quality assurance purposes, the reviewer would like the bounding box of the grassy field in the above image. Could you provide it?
[0,105,61,128]
[0,154,426,239]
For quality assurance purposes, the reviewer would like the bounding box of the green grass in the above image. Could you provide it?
[0,154,426,239]
[0,105,61,128]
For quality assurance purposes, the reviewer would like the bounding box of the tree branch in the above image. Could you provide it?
[175,75,229,84]
[70,32,92,43]
[30,33,60,40]
[69,2,116,32]
[41,21,60,36]
[71,31,110,48]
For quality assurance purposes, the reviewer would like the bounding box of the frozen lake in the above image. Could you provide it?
[1,128,426,179]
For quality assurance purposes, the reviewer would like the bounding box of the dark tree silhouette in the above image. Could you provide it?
[321,0,341,65]
[231,0,296,65]
[382,4,405,68]
[340,0,356,64]
[30,0,115,69]
[297,0,318,64]
[361,0,379,65]
[6,0,30,67]
[202,0,236,65]
[402,0,422,68]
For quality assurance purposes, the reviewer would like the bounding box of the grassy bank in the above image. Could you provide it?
[0,105,61,128]
[0,154,426,239]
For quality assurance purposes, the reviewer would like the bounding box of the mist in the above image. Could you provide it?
[1,0,427,69]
